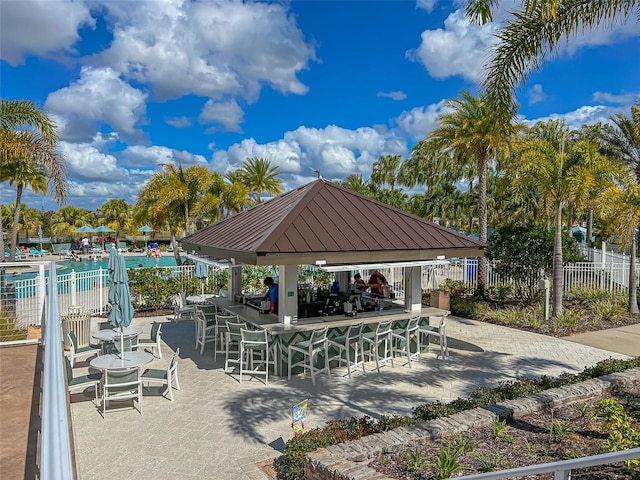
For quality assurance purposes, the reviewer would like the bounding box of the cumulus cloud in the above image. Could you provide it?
[0,0,94,65]
[200,99,245,133]
[120,145,208,168]
[44,66,148,142]
[593,91,639,105]
[58,141,128,183]
[527,84,547,106]
[377,91,408,101]
[526,104,629,130]
[165,116,192,128]
[392,102,448,141]
[94,0,316,102]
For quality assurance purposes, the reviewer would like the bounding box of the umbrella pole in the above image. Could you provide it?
[120,326,124,360]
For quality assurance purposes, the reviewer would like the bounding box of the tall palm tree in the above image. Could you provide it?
[50,206,96,239]
[98,199,131,244]
[597,180,640,314]
[137,164,214,265]
[428,90,517,296]
[371,154,401,189]
[339,174,375,197]
[510,120,617,317]
[238,158,284,203]
[466,0,639,120]
[0,100,67,260]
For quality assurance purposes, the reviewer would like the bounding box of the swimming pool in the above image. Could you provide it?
[56,255,183,273]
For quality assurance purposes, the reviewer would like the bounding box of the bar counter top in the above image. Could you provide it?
[206,297,449,335]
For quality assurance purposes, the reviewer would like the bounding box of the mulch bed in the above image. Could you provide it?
[370,381,640,480]
[95,308,174,319]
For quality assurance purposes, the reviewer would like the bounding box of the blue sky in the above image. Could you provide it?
[1,0,639,212]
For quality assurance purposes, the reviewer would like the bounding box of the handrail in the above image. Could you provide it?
[40,262,75,480]
[459,447,640,479]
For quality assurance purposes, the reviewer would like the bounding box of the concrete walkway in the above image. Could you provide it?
[69,315,634,480]
[562,322,640,357]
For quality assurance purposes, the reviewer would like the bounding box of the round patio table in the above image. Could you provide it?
[90,351,153,371]
[91,326,143,342]
[186,294,217,305]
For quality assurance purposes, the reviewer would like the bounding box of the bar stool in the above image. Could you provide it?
[287,327,330,386]
[418,315,449,360]
[239,328,276,384]
[328,322,364,379]
[215,313,238,361]
[361,320,394,373]
[224,319,246,371]
[391,316,420,368]
[195,309,216,355]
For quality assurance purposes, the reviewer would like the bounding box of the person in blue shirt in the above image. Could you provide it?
[263,276,279,313]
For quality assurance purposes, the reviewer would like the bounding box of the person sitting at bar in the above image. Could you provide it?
[353,273,367,291]
[367,270,388,296]
[263,276,279,314]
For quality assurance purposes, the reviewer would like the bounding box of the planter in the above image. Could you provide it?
[429,290,450,311]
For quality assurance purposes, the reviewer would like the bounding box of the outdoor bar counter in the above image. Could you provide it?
[206,296,449,334]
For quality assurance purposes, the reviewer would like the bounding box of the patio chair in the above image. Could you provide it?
[287,326,330,386]
[361,320,395,373]
[67,330,101,367]
[173,292,195,322]
[138,322,163,359]
[101,367,142,417]
[195,310,216,355]
[239,328,277,384]
[141,348,181,401]
[117,241,129,253]
[391,316,421,368]
[327,322,365,379]
[224,319,246,371]
[418,315,449,360]
[214,312,237,361]
[110,332,139,353]
[65,356,101,401]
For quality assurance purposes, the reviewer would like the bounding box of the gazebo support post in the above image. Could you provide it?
[405,266,423,312]
[278,264,298,323]
[228,264,243,299]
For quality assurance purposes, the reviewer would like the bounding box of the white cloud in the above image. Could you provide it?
[0,0,94,65]
[526,104,628,130]
[416,0,439,13]
[58,142,128,183]
[120,145,208,168]
[200,99,245,133]
[593,91,639,105]
[527,84,547,105]
[165,116,192,128]
[377,91,408,101]
[392,102,448,141]
[44,66,148,142]
[94,0,316,102]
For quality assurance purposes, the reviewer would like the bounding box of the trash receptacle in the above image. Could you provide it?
[62,306,91,350]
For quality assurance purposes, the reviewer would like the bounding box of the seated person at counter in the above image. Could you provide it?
[263,276,279,313]
[353,273,368,291]
[367,270,388,296]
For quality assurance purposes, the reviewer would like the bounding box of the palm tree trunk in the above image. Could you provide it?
[477,154,488,298]
[629,226,639,315]
[552,204,564,318]
[0,206,5,261]
[170,229,182,266]
[586,210,593,247]
[9,184,24,262]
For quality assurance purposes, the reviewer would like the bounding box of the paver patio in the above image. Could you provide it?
[69,314,632,480]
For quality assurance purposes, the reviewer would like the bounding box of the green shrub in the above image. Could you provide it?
[550,309,589,335]
[590,300,627,323]
[450,296,491,319]
[565,287,616,305]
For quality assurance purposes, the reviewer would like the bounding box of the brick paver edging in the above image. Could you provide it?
[304,367,640,480]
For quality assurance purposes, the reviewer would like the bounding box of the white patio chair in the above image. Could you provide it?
[361,320,395,373]
[65,356,101,402]
[239,329,276,384]
[101,367,142,417]
[215,312,238,361]
[141,348,181,401]
[327,322,365,379]
[418,315,449,360]
[391,316,421,368]
[138,321,163,359]
[287,326,330,386]
[224,320,246,371]
[67,330,101,367]
[173,292,195,322]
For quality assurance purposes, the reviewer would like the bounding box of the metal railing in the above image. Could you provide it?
[459,447,640,479]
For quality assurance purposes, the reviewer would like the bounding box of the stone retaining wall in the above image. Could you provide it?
[304,367,640,480]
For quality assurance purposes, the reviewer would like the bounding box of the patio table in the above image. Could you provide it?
[91,326,143,342]
[186,294,217,305]
[90,351,153,371]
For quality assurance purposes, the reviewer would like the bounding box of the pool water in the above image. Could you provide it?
[56,255,183,273]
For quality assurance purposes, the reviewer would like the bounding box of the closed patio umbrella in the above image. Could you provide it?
[108,248,134,357]
[195,261,208,295]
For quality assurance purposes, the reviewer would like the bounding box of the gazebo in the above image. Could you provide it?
[182,179,484,322]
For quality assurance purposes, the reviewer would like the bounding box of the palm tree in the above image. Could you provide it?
[428,90,517,296]
[137,164,214,265]
[238,158,284,203]
[50,206,96,239]
[339,174,375,197]
[0,100,67,260]
[466,0,639,120]
[510,120,618,317]
[98,199,131,244]
[597,180,640,314]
